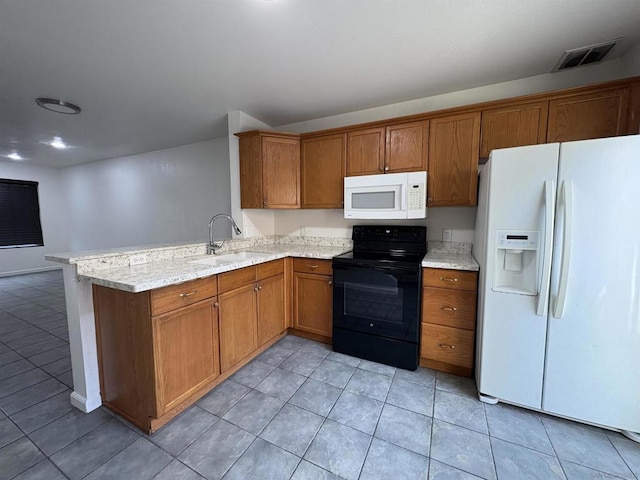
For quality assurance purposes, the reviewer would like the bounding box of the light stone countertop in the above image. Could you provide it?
[76,244,350,293]
[421,252,479,271]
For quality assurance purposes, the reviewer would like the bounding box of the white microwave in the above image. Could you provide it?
[344,171,427,219]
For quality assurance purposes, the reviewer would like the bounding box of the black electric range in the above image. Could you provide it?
[332,225,427,370]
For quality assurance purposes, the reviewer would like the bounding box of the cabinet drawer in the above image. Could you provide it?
[150,277,217,316]
[257,259,284,280]
[422,287,476,331]
[218,266,257,294]
[293,258,332,275]
[422,268,477,292]
[421,323,474,369]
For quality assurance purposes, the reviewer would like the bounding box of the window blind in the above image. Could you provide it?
[0,178,44,248]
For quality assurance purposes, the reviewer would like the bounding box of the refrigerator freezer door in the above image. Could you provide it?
[475,143,559,409]
[543,135,640,433]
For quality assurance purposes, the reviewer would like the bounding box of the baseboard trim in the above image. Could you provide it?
[70,391,102,413]
[0,265,62,278]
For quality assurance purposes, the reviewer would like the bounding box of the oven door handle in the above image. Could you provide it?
[338,262,418,273]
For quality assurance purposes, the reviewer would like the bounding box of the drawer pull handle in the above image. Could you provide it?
[438,343,456,349]
[179,290,198,298]
[440,306,457,312]
[307,264,319,270]
[440,277,458,283]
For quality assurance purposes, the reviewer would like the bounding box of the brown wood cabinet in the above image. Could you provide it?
[347,127,385,176]
[427,112,480,207]
[152,300,219,414]
[93,277,220,433]
[292,258,333,341]
[420,268,478,377]
[301,133,346,208]
[218,260,286,371]
[237,130,300,209]
[346,121,428,176]
[480,101,549,158]
[385,120,429,173]
[547,88,629,143]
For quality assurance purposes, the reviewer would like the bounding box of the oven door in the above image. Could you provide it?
[332,261,421,343]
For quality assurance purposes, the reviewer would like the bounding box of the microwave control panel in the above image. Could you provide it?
[406,171,427,218]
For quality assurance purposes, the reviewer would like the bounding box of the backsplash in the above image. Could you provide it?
[427,241,472,255]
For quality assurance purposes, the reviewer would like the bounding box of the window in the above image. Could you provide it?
[0,179,44,248]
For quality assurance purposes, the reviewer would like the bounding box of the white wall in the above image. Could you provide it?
[64,138,230,251]
[0,162,69,276]
[624,42,640,77]
[267,59,632,242]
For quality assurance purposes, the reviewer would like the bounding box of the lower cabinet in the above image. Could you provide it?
[420,268,478,377]
[218,260,286,372]
[93,277,221,432]
[218,283,258,373]
[292,258,333,340]
[153,300,220,415]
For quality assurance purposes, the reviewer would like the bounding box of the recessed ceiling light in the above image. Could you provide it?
[35,97,82,115]
[7,152,23,161]
[50,137,67,149]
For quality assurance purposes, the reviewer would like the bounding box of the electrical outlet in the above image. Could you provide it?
[129,253,147,266]
[443,229,453,242]
[244,226,254,237]
[300,226,306,236]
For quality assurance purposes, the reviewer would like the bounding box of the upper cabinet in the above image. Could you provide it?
[301,133,346,209]
[428,112,480,207]
[385,120,429,173]
[547,88,629,143]
[346,127,385,175]
[237,77,640,210]
[480,101,549,158]
[346,120,428,176]
[237,131,300,209]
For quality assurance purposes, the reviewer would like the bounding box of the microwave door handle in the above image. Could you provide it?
[400,183,406,212]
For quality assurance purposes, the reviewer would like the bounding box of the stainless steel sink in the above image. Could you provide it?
[188,251,265,266]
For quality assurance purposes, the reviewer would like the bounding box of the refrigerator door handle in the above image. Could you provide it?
[553,180,573,319]
[536,179,555,316]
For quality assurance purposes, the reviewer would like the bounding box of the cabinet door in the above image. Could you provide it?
[293,272,333,337]
[385,120,429,173]
[547,89,629,142]
[262,136,300,208]
[219,283,258,372]
[152,300,219,415]
[239,134,263,209]
[257,274,285,347]
[626,83,640,135]
[428,112,481,207]
[480,102,549,158]
[347,127,385,176]
[301,134,346,208]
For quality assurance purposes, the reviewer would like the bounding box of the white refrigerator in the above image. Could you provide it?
[474,134,640,441]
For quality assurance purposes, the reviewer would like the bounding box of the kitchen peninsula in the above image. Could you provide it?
[46,235,351,432]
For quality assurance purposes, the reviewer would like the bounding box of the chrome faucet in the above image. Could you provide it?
[208,214,242,255]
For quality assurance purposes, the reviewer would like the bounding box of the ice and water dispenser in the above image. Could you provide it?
[493,230,540,295]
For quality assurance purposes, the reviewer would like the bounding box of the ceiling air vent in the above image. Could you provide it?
[552,38,622,72]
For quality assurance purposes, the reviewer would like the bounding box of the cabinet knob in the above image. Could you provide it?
[254,286,259,292]
[214,302,219,308]
[258,285,262,290]
[384,166,389,171]
[440,306,457,312]
[438,343,456,349]
[179,289,198,298]
[379,166,384,172]
[439,277,458,283]
[263,201,268,207]
[428,197,433,203]
[328,280,333,285]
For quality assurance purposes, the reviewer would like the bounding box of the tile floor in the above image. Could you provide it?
[0,271,639,479]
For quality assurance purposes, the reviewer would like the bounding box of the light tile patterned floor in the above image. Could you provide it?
[0,271,639,479]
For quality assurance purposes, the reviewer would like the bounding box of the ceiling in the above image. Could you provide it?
[1,0,640,168]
